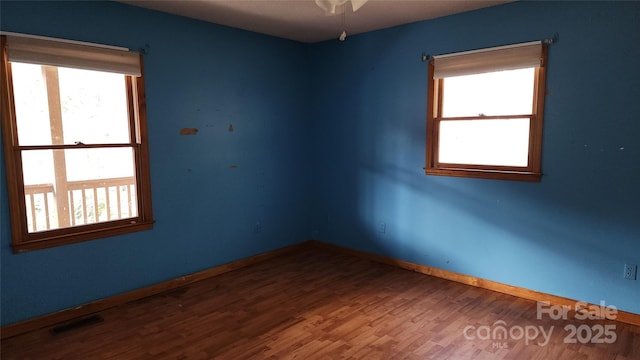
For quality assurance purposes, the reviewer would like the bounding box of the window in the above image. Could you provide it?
[1,34,153,252]
[425,41,548,181]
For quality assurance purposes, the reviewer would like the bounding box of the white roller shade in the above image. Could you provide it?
[5,34,141,76]
[433,41,542,79]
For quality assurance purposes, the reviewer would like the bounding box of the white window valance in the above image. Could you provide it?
[433,41,543,79]
[4,33,141,76]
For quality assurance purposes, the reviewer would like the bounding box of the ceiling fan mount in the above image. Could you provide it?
[314,0,369,15]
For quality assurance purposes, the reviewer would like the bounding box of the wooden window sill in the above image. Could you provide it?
[425,168,541,182]
[12,220,154,253]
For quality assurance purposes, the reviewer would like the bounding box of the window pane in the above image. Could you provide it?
[64,147,136,181]
[58,67,130,144]
[11,62,131,146]
[439,118,530,167]
[21,148,138,232]
[11,63,52,146]
[441,68,535,117]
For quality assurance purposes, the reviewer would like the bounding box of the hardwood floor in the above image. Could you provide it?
[2,247,639,359]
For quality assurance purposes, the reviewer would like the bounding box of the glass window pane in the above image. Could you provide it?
[58,67,130,144]
[439,118,530,167]
[11,62,131,146]
[11,63,52,146]
[21,148,138,232]
[441,68,535,117]
[64,147,136,181]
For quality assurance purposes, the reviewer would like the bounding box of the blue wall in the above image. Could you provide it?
[310,1,640,315]
[2,0,639,326]
[0,1,312,325]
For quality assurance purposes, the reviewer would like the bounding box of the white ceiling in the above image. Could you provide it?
[119,0,512,43]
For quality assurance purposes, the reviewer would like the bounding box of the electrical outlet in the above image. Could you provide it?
[624,264,637,280]
[378,222,386,234]
[254,222,263,234]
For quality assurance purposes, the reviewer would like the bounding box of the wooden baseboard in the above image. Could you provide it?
[3,239,638,340]
[309,240,640,327]
[0,241,310,339]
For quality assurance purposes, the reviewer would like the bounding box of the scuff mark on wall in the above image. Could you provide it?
[179,128,198,135]
[230,164,238,169]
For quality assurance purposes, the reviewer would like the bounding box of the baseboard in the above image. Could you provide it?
[3,239,638,340]
[309,240,640,327]
[0,241,311,339]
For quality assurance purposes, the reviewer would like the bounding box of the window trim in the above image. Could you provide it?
[1,36,154,253]
[425,44,548,182]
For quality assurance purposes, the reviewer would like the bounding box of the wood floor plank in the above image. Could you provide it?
[2,247,639,359]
